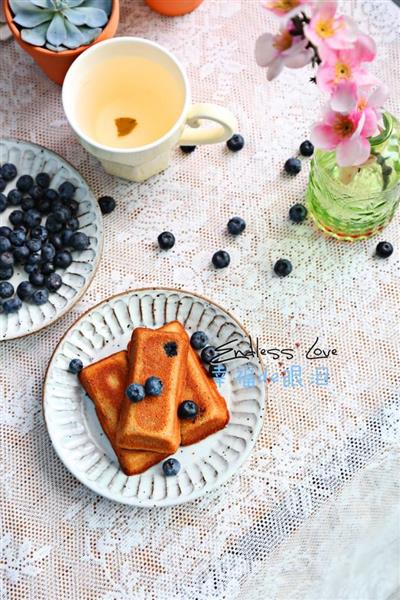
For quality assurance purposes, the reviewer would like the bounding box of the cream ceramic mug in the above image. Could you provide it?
[62,37,237,182]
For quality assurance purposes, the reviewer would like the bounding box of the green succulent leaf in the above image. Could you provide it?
[63,19,85,48]
[77,25,101,45]
[20,22,48,46]
[30,0,54,8]
[83,0,112,16]
[13,9,54,28]
[45,42,66,51]
[63,6,108,28]
[46,12,67,46]
[63,0,86,7]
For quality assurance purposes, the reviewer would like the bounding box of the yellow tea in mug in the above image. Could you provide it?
[76,56,185,149]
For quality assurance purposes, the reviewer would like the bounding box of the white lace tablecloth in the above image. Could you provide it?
[1,1,400,599]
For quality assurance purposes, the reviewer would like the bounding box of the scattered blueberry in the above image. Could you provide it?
[126,383,145,403]
[0,179,5,193]
[178,400,199,420]
[61,229,74,246]
[180,145,196,154]
[0,194,6,212]
[66,217,79,231]
[7,189,22,206]
[45,272,62,292]
[0,252,14,268]
[1,163,17,182]
[9,210,25,227]
[70,232,89,251]
[44,189,59,203]
[0,267,13,280]
[29,271,45,287]
[284,158,301,175]
[50,233,63,250]
[16,175,34,193]
[201,346,217,364]
[36,172,50,189]
[21,196,36,211]
[209,363,227,378]
[54,250,72,269]
[17,281,35,301]
[31,225,48,242]
[212,250,230,269]
[27,252,41,267]
[144,376,163,396]
[41,261,55,276]
[0,227,11,238]
[2,297,22,313]
[190,331,208,350]
[227,134,245,152]
[27,238,42,253]
[41,243,56,261]
[158,231,175,250]
[13,245,30,264]
[29,185,43,201]
[0,281,14,299]
[69,358,83,374]
[59,181,75,200]
[162,458,180,476]
[46,214,63,233]
[274,258,293,277]
[0,237,11,253]
[98,196,116,215]
[24,263,39,275]
[54,207,70,224]
[24,209,41,229]
[289,203,308,223]
[32,288,49,305]
[227,216,246,235]
[376,241,393,258]
[299,140,314,157]
[164,341,178,357]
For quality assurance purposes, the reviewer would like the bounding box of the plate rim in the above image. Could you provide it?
[0,137,104,341]
[42,286,266,507]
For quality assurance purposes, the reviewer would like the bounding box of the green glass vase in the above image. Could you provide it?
[306,112,400,241]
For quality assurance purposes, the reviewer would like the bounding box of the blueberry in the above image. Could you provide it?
[27,252,41,266]
[0,236,11,253]
[299,140,314,157]
[32,288,49,305]
[0,267,13,280]
[7,189,22,206]
[54,251,72,269]
[289,203,308,223]
[58,181,75,200]
[162,458,180,477]
[98,196,116,215]
[45,272,62,292]
[209,363,227,378]
[31,225,48,242]
[13,245,30,264]
[41,243,55,261]
[144,376,163,396]
[41,261,55,276]
[227,133,245,152]
[1,163,17,182]
[24,209,41,229]
[36,172,50,189]
[178,400,199,420]
[27,238,42,253]
[0,281,14,299]
[0,227,11,238]
[190,331,208,350]
[37,198,52,215]
[21,196,36,211]
[376,241,393,258]
[65,199,79,215]
[29,186,43,202]
[69,358,83,374]
[29,271,45,287]
[66,217,79,231]
[0,252,14,267]
[17,281,35,301]
[45,214,63,233]
[227,216,246,235]
[50,233,63,250]
[180,145,196,154]
[0,194,6,212]
[212,250,230,268]
[70,232,90,251]
[284,158,301,175]
[274,258,293,277]
[44,189,59,203]
[24,263,39,275]
[0,179,5,193]
[158,231,175,250]
[126,383,145,403]
[9,210,25,227]
[201,346,217,364]
[2,297,22,313]
[16,175,34,193]
[54,207,71,224]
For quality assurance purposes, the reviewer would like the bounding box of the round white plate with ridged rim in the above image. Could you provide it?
[43,288,266,507]
[0,139,103,340]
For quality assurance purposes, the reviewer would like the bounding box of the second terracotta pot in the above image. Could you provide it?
[145,0,204,17]
[3,0,120,85]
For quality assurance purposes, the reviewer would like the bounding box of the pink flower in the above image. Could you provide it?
[255,27,313,81]
[304,1,359,53]
[262,0,309,19]
[316,34,377,93]
[330,80,388,125]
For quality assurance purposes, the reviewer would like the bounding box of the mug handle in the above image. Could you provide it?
[178,103,237,145]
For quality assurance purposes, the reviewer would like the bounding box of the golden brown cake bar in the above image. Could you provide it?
[79,351,167,475]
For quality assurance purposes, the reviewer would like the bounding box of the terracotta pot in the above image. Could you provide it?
[145,0,204,17]
[3,0,120,85]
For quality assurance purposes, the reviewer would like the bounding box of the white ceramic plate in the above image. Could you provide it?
[0,139,103,340]
[43,288,265,507]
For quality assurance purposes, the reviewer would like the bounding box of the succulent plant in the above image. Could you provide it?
[9,0,112,52]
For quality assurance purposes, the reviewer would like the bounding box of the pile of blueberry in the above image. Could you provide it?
[0,163,92,314]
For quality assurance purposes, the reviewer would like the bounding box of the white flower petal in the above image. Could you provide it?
[255,33,278,67]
